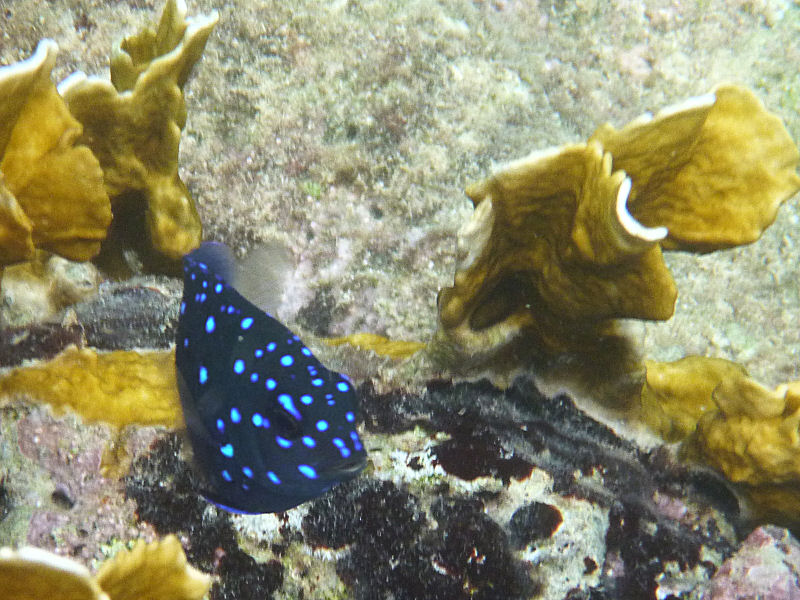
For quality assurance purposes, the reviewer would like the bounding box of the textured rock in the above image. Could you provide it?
[704,525,800,600]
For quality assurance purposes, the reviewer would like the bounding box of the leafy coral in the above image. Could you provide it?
[642,355,800,529]
[59,0,218,261]
[0,535,210,600]
[434,85,800,364]
[0,40,111,268]
[0,347,180,428]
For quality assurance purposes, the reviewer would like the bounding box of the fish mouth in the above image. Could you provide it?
[323,454,368,480]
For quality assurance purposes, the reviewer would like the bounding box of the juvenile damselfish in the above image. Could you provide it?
[175,242,367,513]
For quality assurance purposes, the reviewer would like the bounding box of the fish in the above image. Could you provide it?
[175,241,367,513]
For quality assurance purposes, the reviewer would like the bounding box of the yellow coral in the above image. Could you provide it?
[683,372,800,487]
[0,347,181,428]
[0,536,210,600]
[641,356,749,442]
[0,546,107,600]
[591,85,800,251]
[0,40,111,265]
[325,332,426,360]
[643,356,800,527]
[437,140,677,358]
[0,176,33,265]
[59,0,218,260]
[96,536,211,600]
[435,85,799,363]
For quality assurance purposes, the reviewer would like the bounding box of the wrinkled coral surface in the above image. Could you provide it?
[644,356,800,528]
[0,347,180,428]
[0,536,210,600]
[591,85,800,252]
[59,0,217,260]
[436,85,799,361]
[0,40,111,266]
[641,356,749,442]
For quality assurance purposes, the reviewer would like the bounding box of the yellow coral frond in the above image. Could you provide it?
[0,546,107,600]
[324,332,425,360]
[0,347,181,428]
[96,536,211,600]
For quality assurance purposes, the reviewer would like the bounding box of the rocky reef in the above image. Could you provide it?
[1,0,800,599]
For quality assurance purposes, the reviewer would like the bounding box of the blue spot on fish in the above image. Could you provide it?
[278,394,302,421]
[175,241,367,514]
[298,465,317,479]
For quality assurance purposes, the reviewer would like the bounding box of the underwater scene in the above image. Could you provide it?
[1,0,799,598]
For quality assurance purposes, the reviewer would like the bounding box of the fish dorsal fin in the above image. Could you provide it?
[186,242,237,284]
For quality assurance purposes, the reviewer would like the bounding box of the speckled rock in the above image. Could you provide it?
[703,525,800,600]
[113,376,743,599]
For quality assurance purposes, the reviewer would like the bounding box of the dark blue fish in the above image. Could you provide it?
[175,242,367,513]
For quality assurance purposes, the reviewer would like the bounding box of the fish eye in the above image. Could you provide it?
[271,410,303,440]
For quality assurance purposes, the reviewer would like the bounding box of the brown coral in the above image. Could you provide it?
[0,40,111,267]
[641,356,749,442]
[683,370,800,487]
[643,356,800,528]
[0,546,107,600]
[59,0,218,260]
[96,536,211,600]
[0,347,181,428]
[437,140,677,359]
[0,536,210,600]
[325,332,426,360]
[435,85,800,363]
[590,85,800,251]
